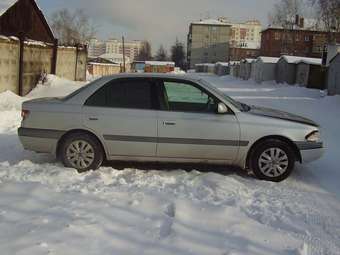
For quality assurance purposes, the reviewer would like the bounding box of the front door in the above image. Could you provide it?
[83,78,158,158]
[156,79,240,162]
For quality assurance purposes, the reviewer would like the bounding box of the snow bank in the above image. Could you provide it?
[0,75,86,110]
[0,90,25,111]
[0,75,87,133]
[26,75,86,99]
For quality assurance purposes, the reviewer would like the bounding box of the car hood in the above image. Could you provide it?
[248,105,319,127]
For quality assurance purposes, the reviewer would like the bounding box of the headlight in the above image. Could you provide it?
[306,131,320,142]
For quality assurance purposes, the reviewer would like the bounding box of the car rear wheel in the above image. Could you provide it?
[60,133,104,172]
[250,139,295,182]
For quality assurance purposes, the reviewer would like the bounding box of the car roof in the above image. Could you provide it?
[105,73,201,83]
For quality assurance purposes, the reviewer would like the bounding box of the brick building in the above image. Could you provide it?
[260,28,340,58]
[229,47,260,61]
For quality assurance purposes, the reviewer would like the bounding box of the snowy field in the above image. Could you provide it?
[0,74,339,255]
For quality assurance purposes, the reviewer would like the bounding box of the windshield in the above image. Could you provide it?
[199,79,249,112]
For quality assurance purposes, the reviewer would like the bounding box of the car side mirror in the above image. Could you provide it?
[217,103,229,114]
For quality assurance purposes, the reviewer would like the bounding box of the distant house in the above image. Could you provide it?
[194,64,204,73]
[252,57,279,83]
[239,58,255,80]
[276,56,322,85]
[0,0,55,43]
[327,53,340,95]
[230,61,240,77]
[88,57,121,77]
[214,62,230,76]
[99,53,130,65]
[144,61,175,73]
[98,53,130,72]
[296,59,325,90]
[229,47,260,61]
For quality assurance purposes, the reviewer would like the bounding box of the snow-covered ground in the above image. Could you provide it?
[0,74,339,255]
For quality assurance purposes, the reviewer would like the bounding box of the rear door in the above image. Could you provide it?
[156,79,240,162]
[82,78,158,158]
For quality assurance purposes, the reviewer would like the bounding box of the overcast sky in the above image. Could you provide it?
[36,0,277,51]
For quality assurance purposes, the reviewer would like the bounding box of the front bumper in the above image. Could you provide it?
[297,141,324,163]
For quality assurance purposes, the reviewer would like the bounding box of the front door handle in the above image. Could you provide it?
[89,117,98,121]
[163,121,176,126]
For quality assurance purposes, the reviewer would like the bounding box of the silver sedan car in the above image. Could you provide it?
[18,73,324,182]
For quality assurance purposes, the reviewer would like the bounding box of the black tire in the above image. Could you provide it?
[60,132,104,173]
[250,139,295,182]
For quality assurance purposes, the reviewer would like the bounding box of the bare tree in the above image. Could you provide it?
[50,9,96,45]
[268,0,302,29]
[136,41,152,61]
[171,39,186,69]
[155,45,168,61]
[309,0,340,36]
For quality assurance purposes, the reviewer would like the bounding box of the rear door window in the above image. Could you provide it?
[85,78,155,110]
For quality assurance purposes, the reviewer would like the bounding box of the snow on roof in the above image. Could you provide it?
[24,39,50,47]
[145,61,175,66]
[257,57,279,64]
[99,53,131,63]
[0,0,17,16]
[0,35,19,41]
[88,62,121,67]
[100,53,124,59]
[281,55,322,65]
[298,58,322,65]
[216,62,229,66]
[191,19,230,26]
[245,58,255,63]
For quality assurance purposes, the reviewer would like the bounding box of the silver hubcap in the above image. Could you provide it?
[66,140,95,169]
[258,148,289,177]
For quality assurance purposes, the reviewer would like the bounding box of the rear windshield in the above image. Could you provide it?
[62,77,103,101]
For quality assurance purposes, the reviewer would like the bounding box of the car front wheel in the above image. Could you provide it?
[60,132,104,172]
[250,139,295,182]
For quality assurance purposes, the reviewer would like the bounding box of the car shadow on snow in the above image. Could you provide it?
[103,160,252,179]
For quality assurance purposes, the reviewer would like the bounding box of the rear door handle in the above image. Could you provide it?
[89,117,98,121]
[163,121,176,126]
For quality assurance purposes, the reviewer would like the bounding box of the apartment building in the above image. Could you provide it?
[187,18,262,67]
[88,38,106,58]
[105,39,143,62]
[227,19,262,49]
[187,19,231,69]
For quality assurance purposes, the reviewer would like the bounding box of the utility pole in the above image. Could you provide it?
[122,36,126,72]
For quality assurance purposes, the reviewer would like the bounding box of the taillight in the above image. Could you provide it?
[21,110,30,120]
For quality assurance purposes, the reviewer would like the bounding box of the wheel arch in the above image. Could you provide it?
[56,129,108,160]
[246,135,301,169]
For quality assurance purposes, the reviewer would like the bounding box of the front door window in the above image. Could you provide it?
[162,81,217,113]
